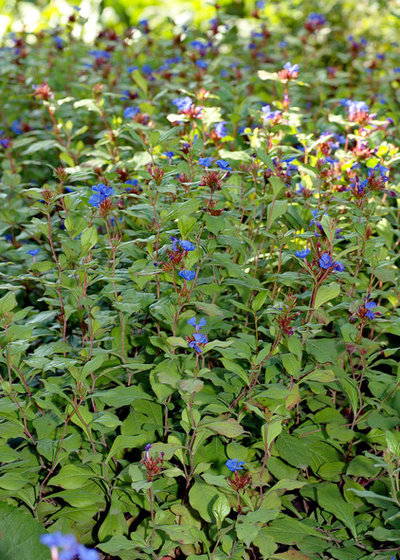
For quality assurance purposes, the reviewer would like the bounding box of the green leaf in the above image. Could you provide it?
[274,432,312,468]
[0,293,17,315]
[221,358,249,384]
[131,69,148,95]
[269,176,286,197]
[49,464,94,489]
[252,291,268,312]
[189,481,224,523]
[253,528,277,557]
[265,517,324,544]
[267,200,288,228]
[212,495,230,528]
[314,282,340,309]
[95,385,150,407]
[0,503,49,560]
[200,417,244,438]
[317,483,357,538]
[81,226,98,255]
[105,435,148,464]
[159,524,202,545]
[281,353,301,377]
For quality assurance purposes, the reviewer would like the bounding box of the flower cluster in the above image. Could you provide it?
[225,459,251,495]
[88,183,115,208]
[141,443,164,481]
[186,316,208,353]
[319,253,345,272]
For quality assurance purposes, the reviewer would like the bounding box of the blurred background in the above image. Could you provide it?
[0,0,399,41]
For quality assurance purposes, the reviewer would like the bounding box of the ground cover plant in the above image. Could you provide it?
[1,2,400,559]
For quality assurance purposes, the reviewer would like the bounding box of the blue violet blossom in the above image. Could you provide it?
[225,458,245,472]
[178,270,196,281]
[295,248,311,258]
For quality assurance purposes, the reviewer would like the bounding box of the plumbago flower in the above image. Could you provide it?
[278,62,299,81]
[40,532,99,560]
[350,297,379,322]
[261,104,281,124]
[318,253,345,272]
[88,183,114,208]
[295,248,311,258]
[123,106,140,118]
[178,270,196,281]
[226,458,244,471]
[216,159,232,171]
[225,459,251,500]
[341,99,372,123]
[214,121,227,138]
[172,96,193,112]
[305,12,326,32]
[141,443,164,481]
[187,316,208,352]
[198,156,214,168]
[26,248,41,257]
[160,236,195,272]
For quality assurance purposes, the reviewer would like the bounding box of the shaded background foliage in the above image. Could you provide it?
[1,1,400,560]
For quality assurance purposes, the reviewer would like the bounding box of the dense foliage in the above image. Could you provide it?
[1,3,400,559]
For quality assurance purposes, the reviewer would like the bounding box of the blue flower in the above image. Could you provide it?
[54,36,64,49]
[123,107,140,118]
[193,332,207,344]
[120,89,131,100]
[295,248,311,258]
[92,183,114,197]
[365,301,377,319]
[164,151,174,159]
[196,60,208,69]
[11,120,22,135]
[26,248,41,256]
[319,253,333,269]
[189,332,208,353]
[190,40,208,55]
[261,105,281,122]
[225,458,245,472]
[88,49,110,61]
[307,13,326,26]
[284,62,299,73]
[319,253,344,272]
[216,159,232,171]
[88,193,104,207]
[142,64,153,74]
[0,137,11,149]
[333,261,345,272]
[125,178,138,186]
[178,270,196,281]
[170,236,179,251]
[179,240,196,251]
[187,316,207,330]
[172,97,192,112]
[198,157,214,167]
[88,183,114,207]
[214,121,227,138]
[77,545,100,560]
[343,99,368,118]
[40,533,76,550]
[40,532,99,560]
